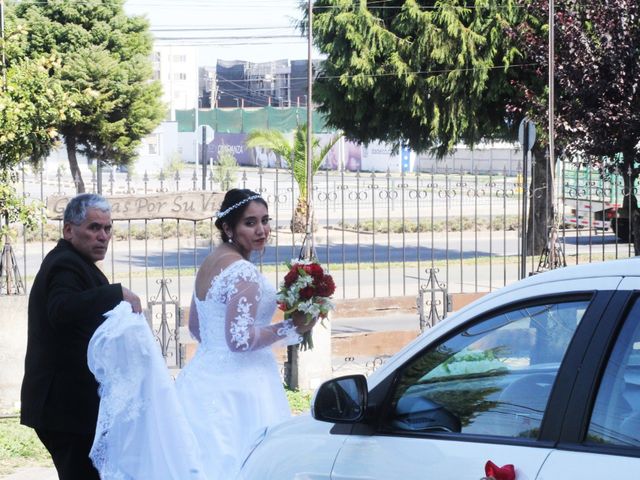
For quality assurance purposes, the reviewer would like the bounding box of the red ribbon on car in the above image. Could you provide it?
[484,460,516,480]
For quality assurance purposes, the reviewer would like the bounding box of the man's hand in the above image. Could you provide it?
[122,286,142,313]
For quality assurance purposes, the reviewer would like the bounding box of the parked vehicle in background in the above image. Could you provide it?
[559,162,634,241]
[560,163,620,232]
[240,258,640,479]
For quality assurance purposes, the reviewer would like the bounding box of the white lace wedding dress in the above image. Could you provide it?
[88,259,301,480]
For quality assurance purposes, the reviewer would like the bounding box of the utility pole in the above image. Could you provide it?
[548,0,555,175]
[537,0,566,273]
[304,0,314,259]
[201,125,207,190]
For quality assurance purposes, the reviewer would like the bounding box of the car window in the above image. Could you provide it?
[386,300,588,438]
[587,297,640,447]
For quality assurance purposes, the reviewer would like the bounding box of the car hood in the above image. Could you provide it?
[239,413,349,478]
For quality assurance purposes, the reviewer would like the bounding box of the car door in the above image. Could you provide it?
[536,279,640,480]
[330,282,615,480]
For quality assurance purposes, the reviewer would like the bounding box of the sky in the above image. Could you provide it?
[123,0,320,64]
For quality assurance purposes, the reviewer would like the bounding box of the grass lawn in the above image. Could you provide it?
[0,417,52,475]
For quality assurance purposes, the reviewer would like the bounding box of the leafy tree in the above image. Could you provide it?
[0,55,70,171]
[246,125,341,232]
[0,6,69,170]
[0,169,42,242]
[0,6,66,290]
[0,58,62,278]
[15,0,165,192]
[310,0,640,257]
[308,0,571,254]
[310,0,519,156]
[508,0,640,250]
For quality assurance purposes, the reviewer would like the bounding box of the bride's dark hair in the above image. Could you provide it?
[214,189,268,243]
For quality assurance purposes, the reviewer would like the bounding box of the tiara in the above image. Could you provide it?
[216,194,262,219]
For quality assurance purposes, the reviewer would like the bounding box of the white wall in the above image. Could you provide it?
[417,142,523,176]
[135,121,180,173]
[178,131,198,165]
[41,121,181,178]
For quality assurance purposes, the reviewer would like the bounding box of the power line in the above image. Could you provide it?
[153,39,308,47]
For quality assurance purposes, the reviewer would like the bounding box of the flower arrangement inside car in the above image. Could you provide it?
[276,258,336,350]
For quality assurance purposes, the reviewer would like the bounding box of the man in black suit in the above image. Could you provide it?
[20,193,142,480]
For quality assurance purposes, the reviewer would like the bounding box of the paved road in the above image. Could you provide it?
[24,228,632,271]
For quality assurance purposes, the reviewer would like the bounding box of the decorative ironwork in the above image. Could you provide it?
[15,160,639,306]
[0,239,25,295]
[417,268,450,332]
[146,279,182,368]
[332,355,389,377]
[536,224,567,273]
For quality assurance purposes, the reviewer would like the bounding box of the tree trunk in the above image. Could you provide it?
[66,136,85,193]
[290,198,319,234]
[527,145,554,256]
[290,199,308,234]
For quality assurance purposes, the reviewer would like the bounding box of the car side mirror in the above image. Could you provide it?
[312,374,368,424]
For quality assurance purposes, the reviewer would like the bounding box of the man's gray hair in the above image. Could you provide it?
[63,193,111,225]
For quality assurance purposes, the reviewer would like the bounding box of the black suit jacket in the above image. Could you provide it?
[21,239,123,435]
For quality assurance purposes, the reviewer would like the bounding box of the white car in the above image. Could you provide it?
[240,258,640,479]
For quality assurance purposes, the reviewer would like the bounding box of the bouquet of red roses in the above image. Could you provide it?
[276,258,336,350]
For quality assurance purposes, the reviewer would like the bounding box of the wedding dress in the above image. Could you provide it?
[88,302,206,479]
[88,259,301,480]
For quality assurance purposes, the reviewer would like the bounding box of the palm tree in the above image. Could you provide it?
[246,124,341,232]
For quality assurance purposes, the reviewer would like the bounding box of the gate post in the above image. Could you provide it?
[417,268,451,332]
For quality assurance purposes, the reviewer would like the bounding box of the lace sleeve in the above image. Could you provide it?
[224,270,301,352]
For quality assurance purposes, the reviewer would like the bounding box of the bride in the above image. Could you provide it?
[87,189,315,479]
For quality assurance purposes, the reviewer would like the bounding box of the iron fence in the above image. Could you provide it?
[6,160,636,313]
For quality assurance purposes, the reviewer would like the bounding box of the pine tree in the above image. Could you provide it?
[310,0,519,155]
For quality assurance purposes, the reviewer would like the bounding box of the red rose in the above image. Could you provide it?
[301,263,323,280]
[278,302,287,312]
[484,461,515,480]
[315,274,335,297]
[299,286,314,300]
[284,269,299,287]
